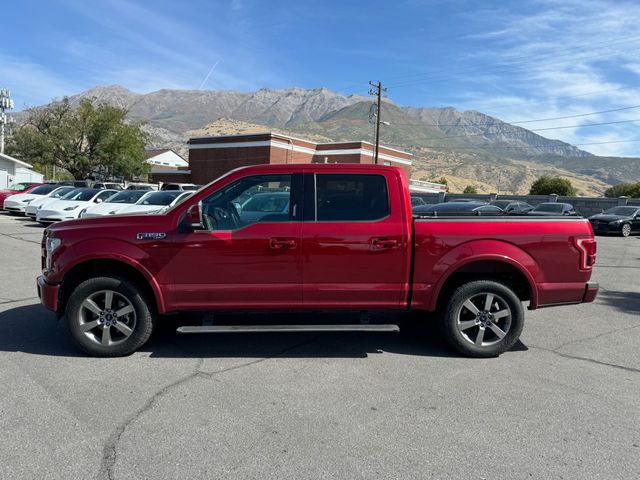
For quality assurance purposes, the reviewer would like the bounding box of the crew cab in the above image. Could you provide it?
[37,165,598,358]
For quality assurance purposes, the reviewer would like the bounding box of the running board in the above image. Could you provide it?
[176,324,400,334]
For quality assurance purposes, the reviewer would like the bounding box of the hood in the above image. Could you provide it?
[4,193,41,203]
[117,204,163,215]
[47,210,170,235]
[528,210,563,216]
[83,202,133,215]
[43,199,90,212]
[31,196,59,208]
[589,214,630,222]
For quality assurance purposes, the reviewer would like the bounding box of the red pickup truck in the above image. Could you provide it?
[37,164,598,357]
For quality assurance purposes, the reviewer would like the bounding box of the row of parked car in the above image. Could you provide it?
[0,182,197,225]
[410,196,640,237]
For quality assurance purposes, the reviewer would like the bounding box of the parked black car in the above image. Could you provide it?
[413,201,504,216]
[528,202,576,216]
[490,200,534,214]
[588,206,640,237]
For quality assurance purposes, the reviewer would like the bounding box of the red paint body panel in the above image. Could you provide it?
[0,183,43,208]
[39,164,597,316]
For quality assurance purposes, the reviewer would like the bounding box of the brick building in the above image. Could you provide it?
[151,132,445,193]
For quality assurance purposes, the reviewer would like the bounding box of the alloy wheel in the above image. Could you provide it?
[455,292,512,347]
[77,290,137,347]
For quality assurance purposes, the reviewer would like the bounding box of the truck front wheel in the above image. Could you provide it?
[65,276,155,357]
[440,280,524,358]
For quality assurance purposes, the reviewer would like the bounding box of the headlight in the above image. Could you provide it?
[45,237,62,272]
[22,199,33,204]
[609,220,622,225]
[108,210,118,215]
[64,205,79,211]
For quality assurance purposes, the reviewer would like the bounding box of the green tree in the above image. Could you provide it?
[435,176,449,192]
[463,185,478,194]
[529,175,577,196]
[7,98,149,180]
[604,182,640,198]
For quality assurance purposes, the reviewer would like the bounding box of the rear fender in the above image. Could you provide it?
[426,240,541,311]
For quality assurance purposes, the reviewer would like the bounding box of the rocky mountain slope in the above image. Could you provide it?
[16,85,640,194]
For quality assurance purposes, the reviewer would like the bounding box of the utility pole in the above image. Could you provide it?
[0,89,16,154]
[368,81,386,164]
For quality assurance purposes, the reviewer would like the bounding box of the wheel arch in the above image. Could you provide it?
[432,256,539,312]
[60,258,166,314]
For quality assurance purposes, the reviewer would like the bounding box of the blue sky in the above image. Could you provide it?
[2,0,640,157]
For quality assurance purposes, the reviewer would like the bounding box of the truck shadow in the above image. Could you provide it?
[597,290,640,314]
[0,303,528,359]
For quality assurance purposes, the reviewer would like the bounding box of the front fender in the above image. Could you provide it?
[51,238,169,313]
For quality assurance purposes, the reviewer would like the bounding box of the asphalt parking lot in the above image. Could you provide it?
[0,212,638,480]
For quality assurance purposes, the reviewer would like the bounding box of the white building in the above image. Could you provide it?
[0,152,45,189]
[145,149,188,168]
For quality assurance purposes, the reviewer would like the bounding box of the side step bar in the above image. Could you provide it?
[177,324,400,334]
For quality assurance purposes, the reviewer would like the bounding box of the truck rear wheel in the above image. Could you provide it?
[65,276,155,357]
[440,280,524,358]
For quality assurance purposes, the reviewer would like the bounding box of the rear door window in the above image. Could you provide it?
[314,174,389,221]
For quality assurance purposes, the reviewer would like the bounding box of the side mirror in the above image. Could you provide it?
[185,202,204,230]
[95,198,103,203]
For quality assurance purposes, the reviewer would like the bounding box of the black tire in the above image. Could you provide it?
[621,223,631,237]
[65,276,155,357]
[440,280,524,358]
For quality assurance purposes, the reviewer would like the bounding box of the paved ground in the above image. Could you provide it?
[0,212,638,480]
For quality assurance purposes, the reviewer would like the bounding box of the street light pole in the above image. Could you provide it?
[368,81,387,165]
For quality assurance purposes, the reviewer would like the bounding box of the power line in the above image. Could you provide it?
[414,138,640,150]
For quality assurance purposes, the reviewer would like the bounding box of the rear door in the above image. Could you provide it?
[301,171,410,308]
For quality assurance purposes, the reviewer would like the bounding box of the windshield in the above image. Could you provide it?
[29,184,57,195]
[51,187,75,198]
[534,203,563,212]
[490,200,511,209]
[136,191,182,206]
[10,183,31,192]
[60,189,99,202]
[106,190,148,204]
[242,193,289,212]
[603,206,638,216]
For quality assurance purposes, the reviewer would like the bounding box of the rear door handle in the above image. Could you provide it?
[371,238,398,250]
[270,238,297,250]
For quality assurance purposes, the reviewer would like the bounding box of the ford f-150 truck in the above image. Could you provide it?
[37,164,598,357]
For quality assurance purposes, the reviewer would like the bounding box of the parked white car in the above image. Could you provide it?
[25,186,77,218]
[79,190,149,218]
[117,191,193,215]
[36,188,118,224]
[3,184,61,215]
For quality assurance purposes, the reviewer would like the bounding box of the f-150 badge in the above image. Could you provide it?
[136,233,166,240]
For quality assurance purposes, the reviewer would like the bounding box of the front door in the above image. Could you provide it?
[168,173,303,309]
[301,172,410,309]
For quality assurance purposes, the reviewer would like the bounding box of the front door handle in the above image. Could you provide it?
[371,237,398,250]
[270,238,297,250]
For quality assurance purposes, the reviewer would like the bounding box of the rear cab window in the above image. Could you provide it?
[313,174,389,221]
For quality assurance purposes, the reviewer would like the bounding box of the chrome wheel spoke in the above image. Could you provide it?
[483,294,494,312]
[104,291,114,310]
[458,320,477,331]
[116,305,134,317]
[114,322,133,337]
[463,300,480,316]
[493,309,510,320]
[475,327,485,345]
[82,299,102,316]
[80,319,100,332]
[489,323,507,339]
[101,326,111,346]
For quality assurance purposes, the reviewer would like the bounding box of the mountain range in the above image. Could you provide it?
[20,85,640,194]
